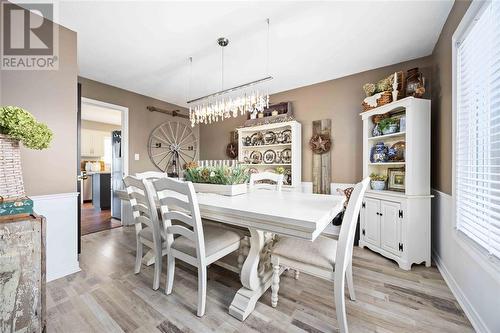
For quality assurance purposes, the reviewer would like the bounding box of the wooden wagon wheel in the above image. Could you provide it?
[148,121,198,172]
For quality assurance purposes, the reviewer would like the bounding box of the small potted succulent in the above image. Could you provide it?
[378,117,399,135]
[0,106,53,199]
[369,173,387,191]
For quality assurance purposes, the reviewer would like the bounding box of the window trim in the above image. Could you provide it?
[451,0,499,269]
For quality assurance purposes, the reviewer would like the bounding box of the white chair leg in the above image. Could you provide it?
[197,265,207,317]
[134,240,142,274]
[271,259,280,308]
[334,276,348,333]
[346,262,356,301]
[152,248,162,291]
[294,270,300,280]
[166,255,175,295]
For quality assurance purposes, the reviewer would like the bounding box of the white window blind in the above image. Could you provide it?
[456,0,500,259]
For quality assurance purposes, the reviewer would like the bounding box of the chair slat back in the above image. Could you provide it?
[335,177,370,276]
[153,178,206,260]
[249,172,284,191]
[124,176,158,233]
[136,171,169,180]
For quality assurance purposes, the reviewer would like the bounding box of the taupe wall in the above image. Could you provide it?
[1,25,78,196]
[431,0,471,195]
[200,57,432,183]
[78,77,198,175]
[81,120,121,132]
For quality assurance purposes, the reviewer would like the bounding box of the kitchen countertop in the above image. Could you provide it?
[83,171,111,175]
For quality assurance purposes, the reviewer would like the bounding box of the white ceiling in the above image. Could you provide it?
[81,102,122,125]
[55,1,453,108]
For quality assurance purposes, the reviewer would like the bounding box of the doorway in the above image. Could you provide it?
[77,97,129,241]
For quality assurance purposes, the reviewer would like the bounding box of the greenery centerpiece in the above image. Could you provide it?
[184,165,249,196]
[0,106,53,199]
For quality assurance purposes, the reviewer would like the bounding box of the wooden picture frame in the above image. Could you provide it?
[387,167,405,192]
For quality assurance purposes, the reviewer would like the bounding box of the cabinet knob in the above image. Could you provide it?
[376,212,380,215]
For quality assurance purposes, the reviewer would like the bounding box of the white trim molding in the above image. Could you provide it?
[432,250,490,333]
[31,192,81,282]
[432,189,499,333]
[81,97,129,176]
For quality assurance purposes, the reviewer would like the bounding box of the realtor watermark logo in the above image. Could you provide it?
[1,2,59,70]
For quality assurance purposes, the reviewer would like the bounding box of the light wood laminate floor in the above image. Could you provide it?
[47,226,474,333]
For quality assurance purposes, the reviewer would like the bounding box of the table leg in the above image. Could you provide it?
[229,228,274,321]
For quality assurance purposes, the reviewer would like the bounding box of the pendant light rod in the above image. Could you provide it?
[186,75,273,104]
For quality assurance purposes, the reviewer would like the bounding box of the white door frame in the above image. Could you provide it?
[81,97,129,176]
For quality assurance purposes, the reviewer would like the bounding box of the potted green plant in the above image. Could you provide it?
[0,106,53,199]
[378,117,399,135]
[184,165,249,196]
[369,173,387,191]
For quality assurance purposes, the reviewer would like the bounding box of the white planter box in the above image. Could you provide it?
[192,183,247,196]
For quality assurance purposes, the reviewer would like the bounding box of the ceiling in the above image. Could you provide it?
[54,1,453,108]
[81,102,122,125]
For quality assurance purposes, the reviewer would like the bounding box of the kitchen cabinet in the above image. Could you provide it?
[81,129,107,157]
[92,173,111,210]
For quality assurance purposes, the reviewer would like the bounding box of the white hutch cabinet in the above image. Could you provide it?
[237,120,301,188]
[359,97,432,270]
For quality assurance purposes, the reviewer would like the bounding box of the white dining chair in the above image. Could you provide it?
[270,177,370,333]
[153,177,243,317]
[249,171,284,191]
[123,175,165,290]
[136,171,168,179]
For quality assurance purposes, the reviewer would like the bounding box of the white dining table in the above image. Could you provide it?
[118,188,344,321]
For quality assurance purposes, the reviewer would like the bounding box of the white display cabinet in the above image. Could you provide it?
[237,120,301,188]
[359,97,433,270]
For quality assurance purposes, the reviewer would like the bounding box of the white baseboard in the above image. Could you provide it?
[433,250,489,333]
[31,192,81,282]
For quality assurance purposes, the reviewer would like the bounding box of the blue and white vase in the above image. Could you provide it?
[370,142,388,163]
[370,180,386,191]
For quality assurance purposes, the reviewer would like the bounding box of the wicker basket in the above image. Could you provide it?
[362,91,393,112]
[0,134,25,199]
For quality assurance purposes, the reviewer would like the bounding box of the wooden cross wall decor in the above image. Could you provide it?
[311,119,332,194]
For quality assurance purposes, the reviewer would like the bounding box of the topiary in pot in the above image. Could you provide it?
[0,106,53,198]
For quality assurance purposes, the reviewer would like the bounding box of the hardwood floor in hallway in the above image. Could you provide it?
[47,226,474,333]
[81,202,121,235]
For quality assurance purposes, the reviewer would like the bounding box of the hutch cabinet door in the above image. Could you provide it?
[380,200,402,256]
[364,198,381,247]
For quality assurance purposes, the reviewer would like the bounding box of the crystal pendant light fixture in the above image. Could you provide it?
[188,19,272,127]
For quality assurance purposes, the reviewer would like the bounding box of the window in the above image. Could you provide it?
[103,136,112,165]
[455,0,500,259]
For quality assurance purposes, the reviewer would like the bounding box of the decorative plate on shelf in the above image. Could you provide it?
[263,150,276,164]
[282,129,292,143]
[250,132,264,146]
[249,151,263,164]
[388,141,405,162]
[264,131,276,145]
[281,148,292,164]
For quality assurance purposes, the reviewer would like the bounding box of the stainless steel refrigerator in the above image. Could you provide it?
[111,130,122,219]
